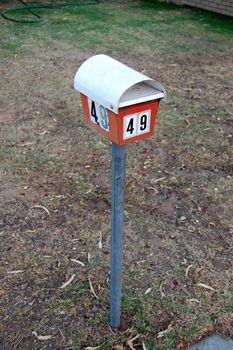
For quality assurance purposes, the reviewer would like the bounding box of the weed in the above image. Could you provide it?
[181,324,199,339]
[122,294,141,313]
[53,298,75,312]
[146,328,177,350]
[74,281,90,298]
[225,303,233,313]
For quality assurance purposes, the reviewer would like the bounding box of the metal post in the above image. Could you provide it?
[110,142,127,328]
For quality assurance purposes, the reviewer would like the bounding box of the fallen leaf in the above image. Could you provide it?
[103,250,110,256]
[152,177,166,183]
[136,260,147,264]
[187,298,199,304]
[194,267,203,280]
[185,264,193,277]
[145,288,152,295]
[127,335,140,350]
[197,283,216,292]
[37,335,53,340]
[191,199,202,211]
[85,346,102,350]
[198,324,214,336]
[7,270,24,274]
[142,342,147,350]
[98,232,102,249]
[37,130,48,136]
[19,141,36,147]
[157,324,173,338]
[31,205,51,216]
[159,282,165,298]
[177,340,185,350]
[88,277,99,299]
[60,274,76,289]
[70,259,85,267]
[172,279,179,287]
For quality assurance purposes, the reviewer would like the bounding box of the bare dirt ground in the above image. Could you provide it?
[0,1,233,349]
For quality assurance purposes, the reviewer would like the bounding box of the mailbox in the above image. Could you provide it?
[74,54,165,145]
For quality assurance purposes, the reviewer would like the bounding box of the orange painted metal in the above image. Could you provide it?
[117,100,159,145]
[80,93,160,145]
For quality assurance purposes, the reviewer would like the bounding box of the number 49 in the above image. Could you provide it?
[124,110,151,140]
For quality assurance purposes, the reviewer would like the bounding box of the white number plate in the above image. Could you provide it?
[123,110,151,140]
[88,99,109,132]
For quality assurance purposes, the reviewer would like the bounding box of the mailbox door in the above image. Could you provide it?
[80,94,120,144]
[117,100,160,145]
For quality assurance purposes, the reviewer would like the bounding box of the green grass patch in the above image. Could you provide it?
[181,324,199,339]
[52,298,75,312]
[122,293,141,313]
[141,0,233,34]
[1,0,233,57]
[74,280,90,297]
[225,303,233,313]
[146,328,177,350]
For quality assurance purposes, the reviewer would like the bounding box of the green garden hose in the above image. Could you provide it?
[0,0,99,24]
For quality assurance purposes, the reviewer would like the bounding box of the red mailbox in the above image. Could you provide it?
[74,55,165,145]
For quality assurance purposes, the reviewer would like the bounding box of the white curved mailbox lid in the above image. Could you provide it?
[74,54,166,114]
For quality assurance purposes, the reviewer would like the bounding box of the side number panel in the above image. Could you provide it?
[88,99,109,132]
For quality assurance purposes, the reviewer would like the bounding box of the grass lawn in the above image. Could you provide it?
[0,0,233,349]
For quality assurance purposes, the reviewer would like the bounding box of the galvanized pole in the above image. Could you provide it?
[110,142,127,328]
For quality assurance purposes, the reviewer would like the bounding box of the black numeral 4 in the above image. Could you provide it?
[91,101,99,124]
[126,118,134,134]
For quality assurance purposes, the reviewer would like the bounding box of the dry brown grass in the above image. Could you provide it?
[0,1,233,349]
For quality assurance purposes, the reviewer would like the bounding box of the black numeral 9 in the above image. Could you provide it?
[140,114,147,131]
